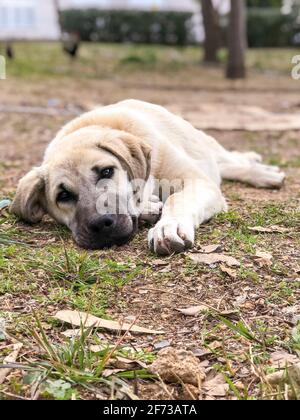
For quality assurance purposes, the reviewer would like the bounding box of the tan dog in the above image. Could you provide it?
[11,100,285,255]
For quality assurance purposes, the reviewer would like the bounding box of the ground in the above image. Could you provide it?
[0,43,299,400]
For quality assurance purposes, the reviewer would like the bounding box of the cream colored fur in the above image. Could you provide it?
[11,100,285,255]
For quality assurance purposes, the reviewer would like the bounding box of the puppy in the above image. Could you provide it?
[11,100,285,255]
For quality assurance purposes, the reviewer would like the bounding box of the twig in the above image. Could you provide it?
[0,389,31,400]
[156,374,175,400]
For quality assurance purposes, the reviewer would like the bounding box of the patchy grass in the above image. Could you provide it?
[0,235,140,317]
[0,42,297,81]
[2,176,298,400]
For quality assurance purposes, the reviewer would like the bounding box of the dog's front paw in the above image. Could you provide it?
[139,195,163,225]
[148,217,194,256]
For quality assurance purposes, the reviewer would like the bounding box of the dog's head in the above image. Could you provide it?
[11,126,152,249]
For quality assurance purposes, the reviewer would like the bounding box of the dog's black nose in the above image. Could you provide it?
[88,215,117,234]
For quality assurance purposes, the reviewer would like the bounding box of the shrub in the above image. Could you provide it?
[247,8,300,47]
[60,9,195,46]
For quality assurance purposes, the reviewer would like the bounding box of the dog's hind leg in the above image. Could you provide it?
[219,151,285,189]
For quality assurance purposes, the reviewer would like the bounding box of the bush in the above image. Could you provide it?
[60,9,195,46]
[247,8,300,47]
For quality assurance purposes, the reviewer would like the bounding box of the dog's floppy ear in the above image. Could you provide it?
[11,167,46,223]
[98,133,152,181]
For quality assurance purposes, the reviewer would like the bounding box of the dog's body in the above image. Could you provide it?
[12,100,285,255]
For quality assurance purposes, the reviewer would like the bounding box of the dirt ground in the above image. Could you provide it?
[0,44,299,400]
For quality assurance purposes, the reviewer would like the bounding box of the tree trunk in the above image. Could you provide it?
[226,0,247,79]
[201,0,220,63]
[5,42,14,60]
[53,0,62,37]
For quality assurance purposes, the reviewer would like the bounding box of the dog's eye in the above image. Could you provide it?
[100,167,114,179]
[57,190,76,204]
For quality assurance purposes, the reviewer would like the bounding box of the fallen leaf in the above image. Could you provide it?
[176,305,208,316]
[200,244,222,254]
[115,356,147,369]
[255,250,273,267]
[248,226,289,234]
[266,362,300,398]
[209,341,222,350]
[54,310,164,335]
[220,264,237,279]
[152,259,169,267]
[202,373,229,397]
[0,343,23,384]
[270,351,299,369]
[219,309,240,319]
[90,344,114,352]
[116,356,138,365]
[192,348,212,358]
[190,253,240,267]
[199,360,210,368]
[153,340,171,350]
[235,293,248,306]
[60,329,82,338]
[102,368,126,378]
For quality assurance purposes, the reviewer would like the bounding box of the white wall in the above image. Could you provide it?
[0,0,60,40]
[59,0,229,13]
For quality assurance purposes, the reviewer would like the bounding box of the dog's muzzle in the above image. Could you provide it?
[74,214,138,250]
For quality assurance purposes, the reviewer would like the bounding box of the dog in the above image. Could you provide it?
[11,100,285,255]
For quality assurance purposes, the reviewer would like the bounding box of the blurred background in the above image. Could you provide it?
[0,0,300,185]
[0,1,300,98]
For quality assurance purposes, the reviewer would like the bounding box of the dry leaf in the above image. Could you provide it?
[209,341,222,350]
[153,340,171,350]
[255,250,273,267]
[202,373,229,397]
[115,356,147,369]
[190,253,240,267]
[90,344,114,352]
[266,362,300,393]
[248,226,289,234]
[0,343,23,385]
[220,264,237,279]
[235,293,248,306]
[116,356,138,365]
[152,259,169,267]
[61,329,82,338]
[200,244,222,254]
[270,351,299,369]
[176,305,208,316]
[220,309,240,319]
[54,310,164,335]
[193,348,212,358]
[102,368,126,378]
